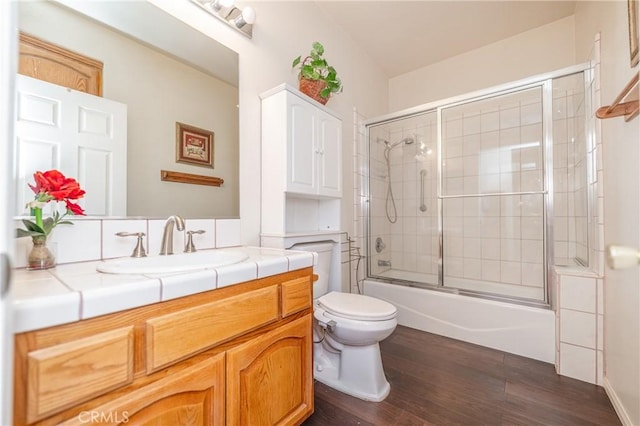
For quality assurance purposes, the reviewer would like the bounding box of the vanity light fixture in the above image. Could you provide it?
[191,0,256,38]
[233,6,256,29]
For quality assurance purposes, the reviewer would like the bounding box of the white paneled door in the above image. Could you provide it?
[1,1,15,423]
[15,75,127,216]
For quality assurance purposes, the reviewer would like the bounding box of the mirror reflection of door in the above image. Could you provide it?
[16,32,127,216]
[15,75,127,216]
[18,32,103,97]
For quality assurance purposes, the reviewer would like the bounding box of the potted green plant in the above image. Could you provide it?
[292,41,342,105]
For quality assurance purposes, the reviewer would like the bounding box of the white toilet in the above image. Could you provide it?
[293,241,398,402]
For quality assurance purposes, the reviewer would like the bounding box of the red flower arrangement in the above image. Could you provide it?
[16,170,86,239]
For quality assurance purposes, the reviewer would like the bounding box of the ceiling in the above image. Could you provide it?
[315,1,577,78]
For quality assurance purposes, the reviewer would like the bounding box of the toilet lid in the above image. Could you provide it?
[317,292,397,321]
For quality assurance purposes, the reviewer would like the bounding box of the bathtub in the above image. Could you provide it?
[363,279,556,363]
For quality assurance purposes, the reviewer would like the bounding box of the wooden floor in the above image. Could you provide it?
[303,325,620,426]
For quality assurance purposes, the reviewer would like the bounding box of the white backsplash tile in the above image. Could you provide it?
[52,219,102,263]
[216,219,241,247]
[14,218,102,267]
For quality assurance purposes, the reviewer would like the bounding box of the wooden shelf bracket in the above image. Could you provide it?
[160,170,224,187]
[596,72,639,121]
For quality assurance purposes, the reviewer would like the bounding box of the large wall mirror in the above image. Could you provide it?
[16,0,239,219]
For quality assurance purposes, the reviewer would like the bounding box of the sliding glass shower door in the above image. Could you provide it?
[366,67,591,304]
[368,111,439,285]
[440,86,546,301]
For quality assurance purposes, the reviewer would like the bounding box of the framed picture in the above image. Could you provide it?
[175,122,214,168]
[629,0,639,67]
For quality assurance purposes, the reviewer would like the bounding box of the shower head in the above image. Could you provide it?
[401,137,415,145]
[386,136,415,149]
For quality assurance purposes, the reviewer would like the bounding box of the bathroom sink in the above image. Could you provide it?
[96,249,249,274]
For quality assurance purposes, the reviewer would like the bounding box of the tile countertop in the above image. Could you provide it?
[11,246,317,334]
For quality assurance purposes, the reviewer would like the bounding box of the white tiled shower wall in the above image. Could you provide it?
[553,73,590,267]
[367,113,439,280]
[553,33,605,386]
[13,217,241,268]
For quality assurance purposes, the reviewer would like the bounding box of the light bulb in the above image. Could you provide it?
[234,6,256,28]
[210,0,234,11]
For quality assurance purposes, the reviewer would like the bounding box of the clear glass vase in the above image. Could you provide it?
[27,236,56,270]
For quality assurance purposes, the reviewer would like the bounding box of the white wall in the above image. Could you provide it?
[18,2,239,219]
[574,1,640,424]
[149,0,390,246]
[389,16,576,111]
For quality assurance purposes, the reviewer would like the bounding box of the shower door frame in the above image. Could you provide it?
[364,63,591,308]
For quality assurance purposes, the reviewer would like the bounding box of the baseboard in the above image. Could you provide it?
[603,377,633,425]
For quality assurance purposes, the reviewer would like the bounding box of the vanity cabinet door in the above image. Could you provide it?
[58,352,225,426]
[226,315,313,426]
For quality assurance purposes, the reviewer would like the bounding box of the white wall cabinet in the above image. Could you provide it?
[261,84,342,238]
[263,84,342,199]
[284,88,341,197]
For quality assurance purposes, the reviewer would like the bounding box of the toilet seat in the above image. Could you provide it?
[317,292,397,321]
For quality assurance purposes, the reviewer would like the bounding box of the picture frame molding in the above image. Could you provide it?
[175,121,214,168]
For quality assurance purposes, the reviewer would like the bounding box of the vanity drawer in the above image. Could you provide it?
[26,326,134,423]
[146,284,280,372]
[281,276,312,317]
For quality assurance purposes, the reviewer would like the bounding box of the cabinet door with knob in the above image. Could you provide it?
[316,109,342,197]
[282,89,342,198]
[287,95,317,194]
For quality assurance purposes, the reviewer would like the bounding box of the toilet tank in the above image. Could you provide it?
[290,241,334,298]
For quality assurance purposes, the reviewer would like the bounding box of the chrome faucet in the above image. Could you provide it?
[159,215,185,255]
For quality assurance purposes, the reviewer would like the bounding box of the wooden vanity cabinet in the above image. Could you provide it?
[13,267,314,426]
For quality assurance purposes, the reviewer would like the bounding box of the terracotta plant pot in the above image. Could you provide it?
[298,77,329,105]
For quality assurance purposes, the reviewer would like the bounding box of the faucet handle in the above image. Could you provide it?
[185,230,206,253]
[116,232,147,258]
